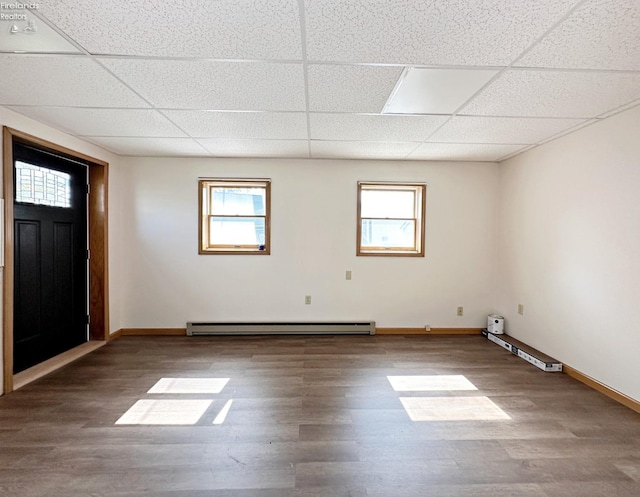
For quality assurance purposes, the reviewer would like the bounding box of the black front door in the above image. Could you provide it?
[13,142,88,373]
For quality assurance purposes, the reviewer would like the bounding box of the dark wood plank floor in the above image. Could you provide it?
[1,335,639,496]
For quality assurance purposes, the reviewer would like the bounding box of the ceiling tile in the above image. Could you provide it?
[429,116,586,144]
[305,0,577,65]
[310,140,417,160]
[4,2,637,163]
[85,137,208,156]
[164,111,308,139]
[0,55,149,107]
[309,113,448,142]
[408,143,527,162]
[101,59,306,111]
[461,69,640,118]
[38,0,302,59]
[518,0,640,70]
[308,65,403,113]
[8,107,187,137]
[197,139,309,158]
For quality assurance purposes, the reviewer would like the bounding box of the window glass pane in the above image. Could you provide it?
[209,217,266,246]
[15,161,71,208]
[361,190,414,218]
[361,219,416,248]
[211,187,266,216]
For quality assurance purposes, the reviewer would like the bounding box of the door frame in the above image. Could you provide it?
[2,127,110,393]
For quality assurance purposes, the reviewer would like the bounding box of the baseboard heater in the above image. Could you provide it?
[186,321,376,336]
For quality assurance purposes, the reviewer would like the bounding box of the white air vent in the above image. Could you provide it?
[186,321,376,336]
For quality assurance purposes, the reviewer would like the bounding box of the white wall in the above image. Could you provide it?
[120,157,499,329]
[497,105,640,402]
[0,107,124,394]
[3,99,638,405]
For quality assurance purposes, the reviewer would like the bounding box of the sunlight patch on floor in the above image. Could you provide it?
[387,375,478,392]
[147,377,230,394]
[115,399,213,425]
[213,399,234,425]
[399,396,511,421]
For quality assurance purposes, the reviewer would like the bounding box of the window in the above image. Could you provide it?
[357,182,425,256]
[199,179,270,255]
[15,161,71,208]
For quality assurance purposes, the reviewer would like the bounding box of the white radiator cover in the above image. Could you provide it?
[186,321,376,336]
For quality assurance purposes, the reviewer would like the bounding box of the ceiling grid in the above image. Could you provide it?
[0,0,638,161]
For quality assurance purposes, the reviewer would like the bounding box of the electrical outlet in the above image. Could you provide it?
[457,306,463,316]
[346,270,352,280]
[305,295,311,305]
[518,304,524,315]
[425,324,431,332]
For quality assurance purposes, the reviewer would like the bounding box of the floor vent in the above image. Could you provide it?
[186,321,376,336]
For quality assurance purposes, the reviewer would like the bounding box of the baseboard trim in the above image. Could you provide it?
[107,329,122,341]
[115,327,482,336]
[563,365,640,415]
[376,327,483,335]
[120,328,187,336]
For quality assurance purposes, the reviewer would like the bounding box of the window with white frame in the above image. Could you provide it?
[357,182,426,257]
[199,179,270,255]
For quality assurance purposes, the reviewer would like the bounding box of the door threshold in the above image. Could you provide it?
[13,341,106,391]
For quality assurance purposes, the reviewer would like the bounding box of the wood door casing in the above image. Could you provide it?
[2,127,109,393]
[12,142,88,373]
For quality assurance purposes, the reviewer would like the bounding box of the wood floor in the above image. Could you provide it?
[0,335,639,496]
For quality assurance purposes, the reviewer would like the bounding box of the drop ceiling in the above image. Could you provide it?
[1,0,639,162]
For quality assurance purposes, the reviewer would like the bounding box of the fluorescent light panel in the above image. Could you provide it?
[382,67,498,115]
